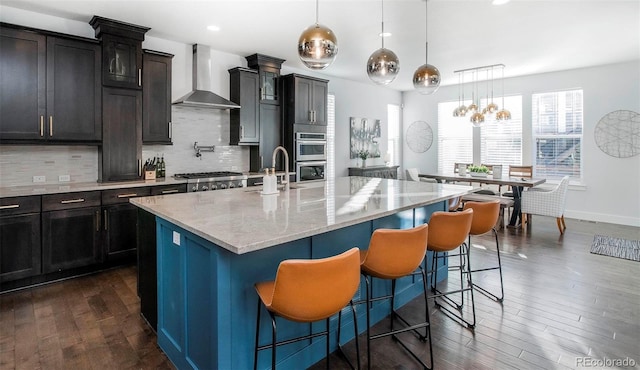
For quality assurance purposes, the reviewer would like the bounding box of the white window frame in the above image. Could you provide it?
[387,104,401,167]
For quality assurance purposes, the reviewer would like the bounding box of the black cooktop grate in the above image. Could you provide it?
[174,172,244,179]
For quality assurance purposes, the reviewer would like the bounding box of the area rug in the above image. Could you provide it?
[590,235,640,262]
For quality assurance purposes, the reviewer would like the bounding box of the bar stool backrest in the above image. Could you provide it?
[361,224,429,279]
[427,208,474,252]
[463,200,501,236]
[269,247,360,322]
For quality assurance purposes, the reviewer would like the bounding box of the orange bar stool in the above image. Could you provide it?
[427,208,476,329]
[253,248,361,370]
[359,224,433,369]
[463,200,504,302]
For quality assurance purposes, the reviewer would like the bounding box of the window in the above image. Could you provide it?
[326,94,335,179]
[532,89,583,179]
[480,95,523,176]
[438,97,523,176]
[387,104,401,166]
[437,101,473,173]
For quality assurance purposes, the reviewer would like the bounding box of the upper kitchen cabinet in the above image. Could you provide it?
[245,54,285,105]
[89,16,150,90]
[0,25,101,143]
[282,74,329,126]
[228,67,259,145]
[142,50,173,144]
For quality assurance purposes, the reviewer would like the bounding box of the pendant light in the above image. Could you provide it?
[470,71,484,126]
[412,0,440,94]
[298,0,338,70]
[485,66,499,114]
[496,65,511,121]
[367,0,400,85]
[453,72,467,117]
[467,70,478,114]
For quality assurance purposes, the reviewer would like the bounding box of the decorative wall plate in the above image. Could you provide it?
[406,121,433,153]
[594,110,640,158]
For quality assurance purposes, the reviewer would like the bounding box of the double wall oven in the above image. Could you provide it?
[295,132,326,182]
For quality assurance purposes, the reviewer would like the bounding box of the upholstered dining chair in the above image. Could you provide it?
[406,168,437,183]
[521,176,570,234]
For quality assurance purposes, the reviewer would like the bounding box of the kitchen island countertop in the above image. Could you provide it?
[130,176,473,254]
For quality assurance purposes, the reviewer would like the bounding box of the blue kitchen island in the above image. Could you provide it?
[130,176,472,370]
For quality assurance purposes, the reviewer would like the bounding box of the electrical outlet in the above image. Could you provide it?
[33,175,46,183]
[58,174,71,182]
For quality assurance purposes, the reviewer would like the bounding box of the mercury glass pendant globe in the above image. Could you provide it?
[467,102,478,114]
[367,48,400,85]
[298,23,338,70]
[496,109,511,121]
[412,63,441,95]
[486,102,499,114]
[470,112,485,126]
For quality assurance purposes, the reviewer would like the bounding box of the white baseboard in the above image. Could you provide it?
[565,210,640,227]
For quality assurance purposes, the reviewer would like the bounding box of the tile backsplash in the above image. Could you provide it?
[0,106,249,187]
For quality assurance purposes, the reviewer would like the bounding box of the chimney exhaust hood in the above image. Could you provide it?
[173,44,240,109]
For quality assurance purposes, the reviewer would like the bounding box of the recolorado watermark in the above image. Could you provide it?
[576,356,636,368]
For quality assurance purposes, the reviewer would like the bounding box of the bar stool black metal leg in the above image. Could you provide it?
[270,313,277,370]
[254,298,261,370]
[325,318,330,370]
[467,229,505,302]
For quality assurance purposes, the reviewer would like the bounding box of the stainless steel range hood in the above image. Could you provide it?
[173,44,240,109]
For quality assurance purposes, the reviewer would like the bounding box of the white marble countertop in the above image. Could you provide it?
[0,177,187,198]
[130,176,474,255]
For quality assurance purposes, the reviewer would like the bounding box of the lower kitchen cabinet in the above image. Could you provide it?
[0,196,41,282]
[42,205,102,274]
[102,187,151,263]
[348,165,399,179]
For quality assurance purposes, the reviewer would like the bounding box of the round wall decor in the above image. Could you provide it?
[406,121,433,153]
[594,110,640,158]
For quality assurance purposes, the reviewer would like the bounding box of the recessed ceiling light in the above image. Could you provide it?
[379,32,392,37]
[492,0,511,4]
[207,25,221,32]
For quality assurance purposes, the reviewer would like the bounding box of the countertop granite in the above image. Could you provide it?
[130,176,473,255]
[0,171,293,198]
[0,177,188,198]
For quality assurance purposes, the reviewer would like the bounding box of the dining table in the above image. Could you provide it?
[418,172,546,227]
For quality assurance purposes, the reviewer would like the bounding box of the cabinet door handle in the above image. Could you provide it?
[308,110,313,122]
[138,69,142,87]
[0,204,20,210]
[240,125,244,139]
[49,116,53,136]
[104,209,108,230]
[138,159,142,177]
[168,122,172,139]
[60,198,85,204]
[40,116,44,137]
[95,210,100,232]
[161,189,179,194]
[117,193,138,198]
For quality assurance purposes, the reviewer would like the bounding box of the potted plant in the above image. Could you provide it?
[357,149,370,167]
[468,165,490,177]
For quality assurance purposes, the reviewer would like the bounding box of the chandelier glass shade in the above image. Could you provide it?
[495,65,511,122]
[367,0,400,85]
[453,64,508,125]
[413,0,440,94]
[298,1,338,70]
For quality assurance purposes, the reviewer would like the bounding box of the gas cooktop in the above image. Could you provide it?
[173,171,245,179]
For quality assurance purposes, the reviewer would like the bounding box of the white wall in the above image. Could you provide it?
[402,61,640,226]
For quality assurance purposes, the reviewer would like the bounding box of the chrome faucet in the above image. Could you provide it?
[271,146,290,187]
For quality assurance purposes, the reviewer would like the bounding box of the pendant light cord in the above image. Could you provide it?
[315,0,319,25]
[424,0,429,64]
[381,0,385,49]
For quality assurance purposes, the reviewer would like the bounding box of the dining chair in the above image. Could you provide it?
[253,248,361,370]
[359,224,433,369]
[502,165,533,197]
[406,168,437,183]
[521,175,571,234]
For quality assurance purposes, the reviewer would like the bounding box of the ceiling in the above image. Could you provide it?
[2,0,639,91]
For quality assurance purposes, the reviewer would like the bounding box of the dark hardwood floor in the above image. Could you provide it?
[1,216,639,369]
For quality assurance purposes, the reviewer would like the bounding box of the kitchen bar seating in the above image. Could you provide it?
[428,208,476,329]
[463,200,504,302]
[359,224,433,370]
[253,248,361,370]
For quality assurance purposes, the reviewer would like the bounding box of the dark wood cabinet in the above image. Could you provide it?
[102,187,151,262]
[90,16,149,90]
[348,166,399,179]
[143,50,173,144]
[250,104,281,171]
[229,67,259,145]
[246,54,285,105]
[100,88,142,182]
[0,196,41,282]
[0,26,101,143]
[42,192,102,273]
[46,36,102,142]
[282,74,329,126]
